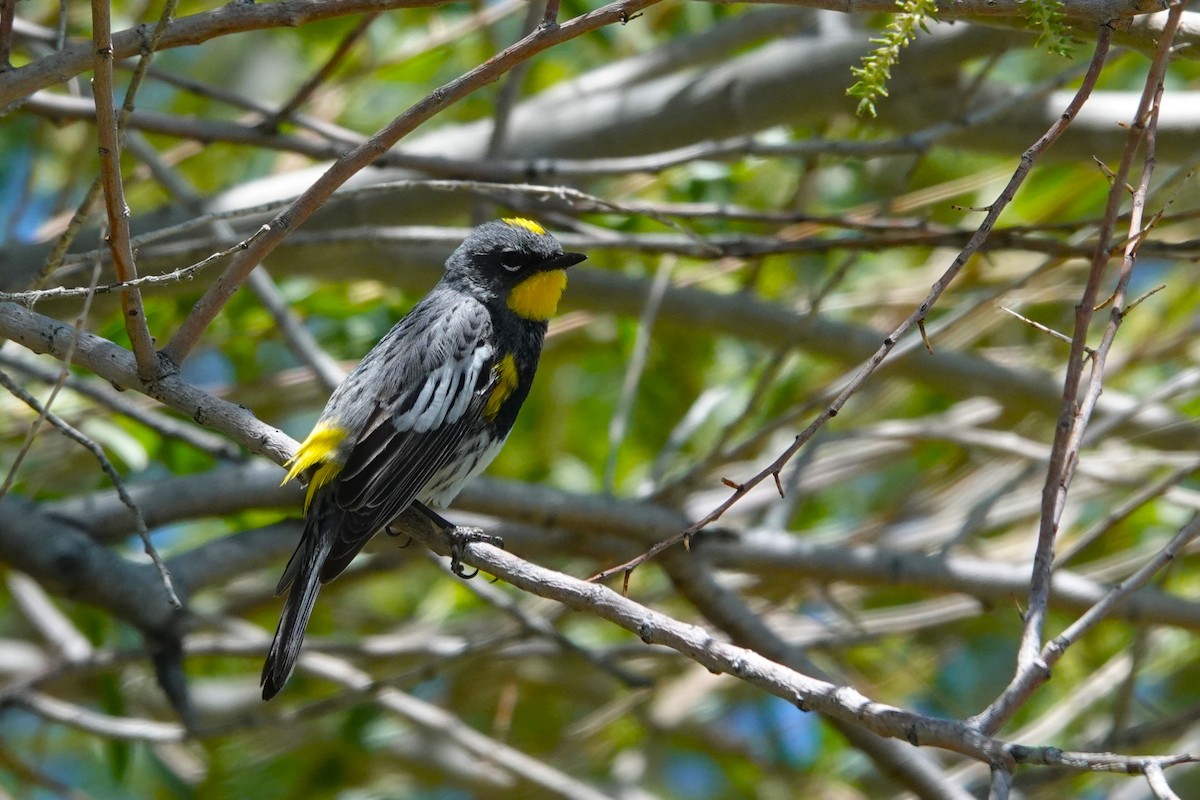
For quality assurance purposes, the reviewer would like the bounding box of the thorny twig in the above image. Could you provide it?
[590,24,1118,585]
[972,6,1184,736]
[90,0,159,379]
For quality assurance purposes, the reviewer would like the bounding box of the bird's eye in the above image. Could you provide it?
[500,254,523,272]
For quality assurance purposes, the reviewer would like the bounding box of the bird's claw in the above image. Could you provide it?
[383,523,414,547]
[446,526,504,579]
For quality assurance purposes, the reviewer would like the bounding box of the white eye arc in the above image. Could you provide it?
[501,260,522,272]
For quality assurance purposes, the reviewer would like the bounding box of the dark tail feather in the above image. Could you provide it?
[261,525,334,701]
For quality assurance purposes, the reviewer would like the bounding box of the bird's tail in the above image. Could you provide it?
[261,516,335,701]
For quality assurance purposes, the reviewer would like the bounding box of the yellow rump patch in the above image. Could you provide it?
[282,422,348,510]
[502,217,547,236]
[484,353,519,420]
[507,269,567,321]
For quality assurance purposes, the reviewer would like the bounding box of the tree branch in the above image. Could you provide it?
[0,302,295,464]
[90,0,159,379]
[976,4,1182,736]
[159,0,669,367]
[0,0,452,109]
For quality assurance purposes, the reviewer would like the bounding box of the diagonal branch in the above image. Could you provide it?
[160,0,668,367]
[972,3,1185,735]
[0,0,452,110]
[0,368,181,608]
[0,301,295,464]
[400,513,1200,780]
[259,11,381,132]
[591,23,1116,583]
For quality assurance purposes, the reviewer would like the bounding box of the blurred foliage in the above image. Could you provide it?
[2,0,1200,798]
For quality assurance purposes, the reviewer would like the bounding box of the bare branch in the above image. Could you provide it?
[1144,762,1184,800]
[160,0,669,367]
[89,0,159,379]
[592,25,1115,580]
[17,691,185,743]
[976,5,1183,736]
[0,0,453,109]
[0,302,295,465]
[714,0,1163,21]
[0,367,181,609]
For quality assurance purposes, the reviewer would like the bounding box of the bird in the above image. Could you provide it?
[261,217,586,700]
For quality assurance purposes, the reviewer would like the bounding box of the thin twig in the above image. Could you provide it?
[998,305,1081,349]
[0,368,182,609]
[280,0,525,91]
[425,550,651,688]
[89,0,169,379]
[590,25,1116,584]
[1055,458,1200,567]
[14,225,274,304]
[122,129,347,393]
[472,0,543,224]
[604,257,675,493]
[1043,514,1200,675]
[1,0,455,110]
[0,231,104,503]
[973,8,1182,736]
[36,179,104,290]
[261,11,379,130]
[159,0,668,368]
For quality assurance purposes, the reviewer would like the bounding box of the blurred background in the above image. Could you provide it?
[2,1,1200,797]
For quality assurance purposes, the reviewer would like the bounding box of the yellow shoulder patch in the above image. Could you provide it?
[507,269,567,321]
[502,217,547,236]
[483,354,519,420]
[282,421,348,510]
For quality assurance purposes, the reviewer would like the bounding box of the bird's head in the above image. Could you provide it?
[446,218,587,321]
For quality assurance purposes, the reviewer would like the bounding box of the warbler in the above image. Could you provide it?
[262,218,585,700]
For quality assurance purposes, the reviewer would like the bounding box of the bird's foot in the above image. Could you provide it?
[446,526,504,579]
[383,522,413,548]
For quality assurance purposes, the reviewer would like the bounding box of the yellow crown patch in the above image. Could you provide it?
[502,217,547,236]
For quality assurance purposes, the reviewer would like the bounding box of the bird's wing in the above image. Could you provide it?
[320,298,497,582]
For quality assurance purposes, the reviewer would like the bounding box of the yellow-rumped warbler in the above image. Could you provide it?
[262,218,585,699]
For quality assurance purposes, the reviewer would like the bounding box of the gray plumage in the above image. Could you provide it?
[262,220,585,699]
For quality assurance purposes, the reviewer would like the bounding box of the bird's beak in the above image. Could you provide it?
[544,252,587,270]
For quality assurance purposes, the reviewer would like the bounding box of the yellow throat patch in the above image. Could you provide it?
[282,421,348,510]
[484,353,519,420]
[503,217,546,236]
[507,269,567,321]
